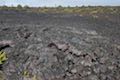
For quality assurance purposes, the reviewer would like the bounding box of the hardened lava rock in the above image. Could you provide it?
[0,11,120,80]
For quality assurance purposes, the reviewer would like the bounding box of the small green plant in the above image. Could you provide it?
[0,51,8,64]
[22,70,30,78]
[22,70,38,80]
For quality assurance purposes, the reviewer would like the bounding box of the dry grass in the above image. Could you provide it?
[0,6,120,15]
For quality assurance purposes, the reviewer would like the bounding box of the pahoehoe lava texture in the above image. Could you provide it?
[0,11,120,80]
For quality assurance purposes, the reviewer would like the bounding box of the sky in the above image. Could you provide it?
[0,0,120,7]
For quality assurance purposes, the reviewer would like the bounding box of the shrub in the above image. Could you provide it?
[0,5,8,10]
[0,51,7,65]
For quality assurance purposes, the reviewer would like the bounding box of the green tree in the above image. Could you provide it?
[24,5,30,9]
[17,4,22,10]
[57,5,62,9]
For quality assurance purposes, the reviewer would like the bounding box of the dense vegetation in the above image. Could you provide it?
[0,5,120,15]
